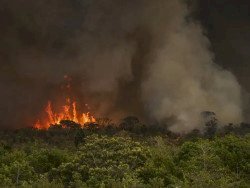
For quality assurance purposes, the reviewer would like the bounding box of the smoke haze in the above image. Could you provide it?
[0,0,244,132]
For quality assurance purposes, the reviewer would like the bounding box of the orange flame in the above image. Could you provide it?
[34,98,96,130]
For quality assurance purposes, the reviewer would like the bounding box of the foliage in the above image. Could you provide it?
[139,137,181,186]
[0,127,249,187]
[213,135,250,179]
[51,135,149,187]
[177,139,238,187]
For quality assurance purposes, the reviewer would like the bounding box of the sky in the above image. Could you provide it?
[198,0,250,91]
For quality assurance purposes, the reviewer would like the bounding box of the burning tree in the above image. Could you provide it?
[34,98,96,130]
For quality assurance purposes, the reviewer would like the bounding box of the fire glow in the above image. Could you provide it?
[34,98,96,129]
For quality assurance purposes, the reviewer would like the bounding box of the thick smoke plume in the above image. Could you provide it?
[0,0,243,132]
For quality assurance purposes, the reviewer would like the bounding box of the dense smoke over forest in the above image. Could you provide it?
[0,0,245,132]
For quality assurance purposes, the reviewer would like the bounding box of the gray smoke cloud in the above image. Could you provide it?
[0,0,243,132]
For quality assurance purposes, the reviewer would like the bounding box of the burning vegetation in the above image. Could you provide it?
[34,75,96,130]
[34,98,96,130]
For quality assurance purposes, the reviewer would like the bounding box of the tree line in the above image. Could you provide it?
[0,116,249,187]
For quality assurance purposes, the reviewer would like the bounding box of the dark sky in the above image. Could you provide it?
[1,0,250,86]
[0,0,250,91]
[1,0,249,90]
[197,0,250,91]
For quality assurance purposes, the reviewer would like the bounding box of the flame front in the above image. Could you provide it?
[34,98,96,129]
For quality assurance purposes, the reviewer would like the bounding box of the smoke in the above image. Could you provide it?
[140,15,243,132]
[0,0,243,132]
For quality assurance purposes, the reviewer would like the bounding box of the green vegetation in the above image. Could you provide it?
[0,120,249,187]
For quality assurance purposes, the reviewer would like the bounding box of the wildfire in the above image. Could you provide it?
[34,98,96,129]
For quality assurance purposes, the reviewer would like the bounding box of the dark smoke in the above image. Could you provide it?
[0,0,244,132]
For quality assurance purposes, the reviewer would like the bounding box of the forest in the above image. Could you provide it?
[0,117,249,188]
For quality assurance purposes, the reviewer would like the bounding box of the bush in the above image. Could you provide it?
[52,135,149,187]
